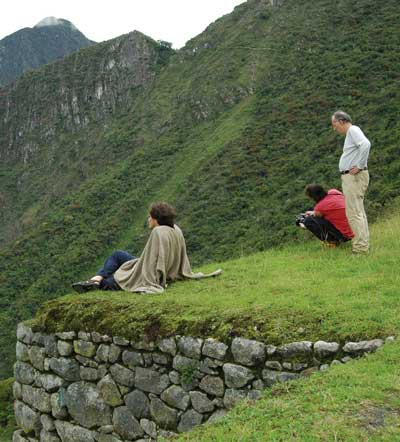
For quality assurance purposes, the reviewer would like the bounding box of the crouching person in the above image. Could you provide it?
[297,184,354,247]
[72,202,221,294]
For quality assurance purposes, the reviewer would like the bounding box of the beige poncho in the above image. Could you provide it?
[114,225,221,293]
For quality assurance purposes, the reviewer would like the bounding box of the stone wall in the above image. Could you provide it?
[13,323,392,442]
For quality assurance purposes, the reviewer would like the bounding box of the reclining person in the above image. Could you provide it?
[296,184,354,247]
[72,202,221,294]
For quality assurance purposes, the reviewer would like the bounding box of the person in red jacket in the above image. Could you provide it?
[297,184,354,246]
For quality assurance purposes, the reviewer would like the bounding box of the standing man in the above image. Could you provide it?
[331,110,371,254]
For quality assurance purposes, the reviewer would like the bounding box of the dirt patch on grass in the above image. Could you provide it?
[357,401,400,433]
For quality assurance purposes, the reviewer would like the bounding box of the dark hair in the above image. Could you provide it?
[305,184,327,203]
[149,202,176,228]
[332,110,352,123]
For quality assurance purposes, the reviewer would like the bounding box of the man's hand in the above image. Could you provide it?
[350,166,361,175]
[306,210,323,218]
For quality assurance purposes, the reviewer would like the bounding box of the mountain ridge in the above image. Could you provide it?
[0,0,399,380]
[0,29,174,246]
[0,17,94,87]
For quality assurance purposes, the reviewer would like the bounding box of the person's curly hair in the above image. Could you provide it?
[149,202,176,228]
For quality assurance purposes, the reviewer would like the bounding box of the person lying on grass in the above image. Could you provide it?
[296,184,354,248]
[72,202,222,294]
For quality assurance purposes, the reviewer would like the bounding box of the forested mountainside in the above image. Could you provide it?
[0,17,94,87]
[0,0,399,378]
[0,30,173,244]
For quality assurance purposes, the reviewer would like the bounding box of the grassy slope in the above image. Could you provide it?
[33,203,400,345]
[176,0,400,261]
[1,0,400,377]
[0,1,264,376]
[30,205,400,442]
[174,341,400,442]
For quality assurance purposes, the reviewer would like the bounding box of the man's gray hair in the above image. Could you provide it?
[332,110,352,123]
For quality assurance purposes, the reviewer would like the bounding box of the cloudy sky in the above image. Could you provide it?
[1,0,246,48]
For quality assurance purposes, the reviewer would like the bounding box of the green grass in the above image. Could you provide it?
[2,1,400,437]
[0,426,14,442]
[173,340,400,442]
[0,378,15,441]
[1,0,400,379]
[29,206,400,442]
[33,204,400,346]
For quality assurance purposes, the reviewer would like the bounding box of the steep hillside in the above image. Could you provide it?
[0,0,399,379]
[0,30,173,244]
[0,17,94,87]
[23,201,400,442]
[32,201,400,345]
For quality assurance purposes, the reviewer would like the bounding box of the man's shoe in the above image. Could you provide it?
[72,280,100,293]
[323,241,338,248]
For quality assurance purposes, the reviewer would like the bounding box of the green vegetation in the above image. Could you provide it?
[30,203,400,442]
[173,341,400,442]
[0,0,399,383]
[2,0,400,439]
[0,378,15,440]
[34,202,400,346]
[0,425,14,442]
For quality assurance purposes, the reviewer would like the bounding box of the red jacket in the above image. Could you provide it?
[314,189,354,238]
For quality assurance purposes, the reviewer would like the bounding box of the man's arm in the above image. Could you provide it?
[305,210,323,217]
[350,127,371,174]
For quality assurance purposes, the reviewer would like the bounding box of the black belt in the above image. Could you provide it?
[341,168,368,175]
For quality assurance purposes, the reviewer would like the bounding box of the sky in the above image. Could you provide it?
[1,0,246,49]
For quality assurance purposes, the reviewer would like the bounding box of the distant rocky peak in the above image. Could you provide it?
[34,16,78,31]
[0,16,93,87]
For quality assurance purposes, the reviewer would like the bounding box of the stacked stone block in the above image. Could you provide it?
[13,323,389,442]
